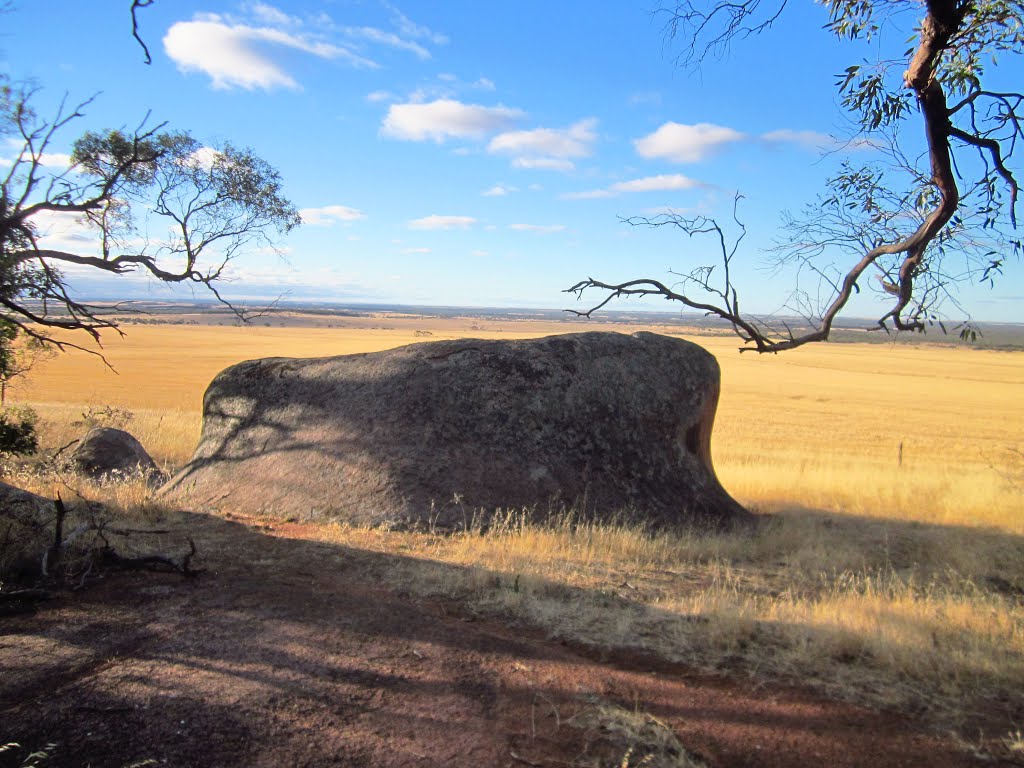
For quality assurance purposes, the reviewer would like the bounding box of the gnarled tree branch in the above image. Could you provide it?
[569,0,1020,352]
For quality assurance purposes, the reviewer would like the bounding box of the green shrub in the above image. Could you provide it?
[0,406,37,456]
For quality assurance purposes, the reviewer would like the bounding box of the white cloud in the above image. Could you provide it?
[562,173,703,200]
[381,99,523,142]
[634,122,745,163]
[181,146,224,170]
[471,249,488,257]
[38,152,74,169]
[367,90,394,103]
[402,247,432,254]
[488,118,597,170]
[482,184,516,197]
[408,215,476,230]
[508,223,566,234]
[164,15,376,91]
[473,77,496,91]
[0,140,75,170]
[32,210,100,253]
[299,205,367,225]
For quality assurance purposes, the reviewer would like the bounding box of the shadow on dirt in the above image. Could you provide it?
[1,507,1012,768]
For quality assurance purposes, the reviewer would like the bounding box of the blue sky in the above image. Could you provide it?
[2,1,1022,322]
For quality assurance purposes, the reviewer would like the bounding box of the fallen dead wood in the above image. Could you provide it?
[0,588,52,603]
[0,588,53,616]
[2,481,203,594]
[97,537,201,578]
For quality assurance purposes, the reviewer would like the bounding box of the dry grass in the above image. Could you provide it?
[320,508,1023,728]
[9,318,1024,732]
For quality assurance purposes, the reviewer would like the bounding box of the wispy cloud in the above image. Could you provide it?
[761,128,878,152]
[634,122,745,163]
[248,3,301,27]
[408,214,477,230]
[382,99,523,142]
[512,157,575,171]
[611,174,702,193]
[628,91,662,106]
[561,188,614,200]
[385,3,449,46]
[299,205,367,225]
[343,26,431,59]
[507,223,566,233]
[482,184,517,197]
[562,173,704,200]
[488,118,597,171]
[761,129,832,150]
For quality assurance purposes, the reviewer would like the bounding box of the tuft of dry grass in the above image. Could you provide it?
[565,699,707,768]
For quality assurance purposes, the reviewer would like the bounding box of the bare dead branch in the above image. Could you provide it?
[131,0,155,65]
[659,0,788,65]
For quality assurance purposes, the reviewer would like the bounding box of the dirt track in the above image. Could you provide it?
[0,512,984,767]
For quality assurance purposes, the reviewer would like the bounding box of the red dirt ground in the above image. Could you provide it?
[0,512,998,767]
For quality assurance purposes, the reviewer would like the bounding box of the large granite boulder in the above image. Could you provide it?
[71,428,159,482]
[161,332,749,528]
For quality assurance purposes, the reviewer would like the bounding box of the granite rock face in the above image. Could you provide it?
[161,332,748,528]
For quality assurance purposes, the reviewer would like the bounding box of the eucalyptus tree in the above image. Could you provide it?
[0,82,300,354]
[568,0,1022,351]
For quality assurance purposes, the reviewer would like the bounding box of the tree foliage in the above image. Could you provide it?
[569,0,1022,351]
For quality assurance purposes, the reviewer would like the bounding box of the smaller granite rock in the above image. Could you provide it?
[0,480,55,523]
[0,481,59,582]
[71,428,159,482]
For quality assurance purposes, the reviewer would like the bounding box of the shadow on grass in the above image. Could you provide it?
[0,507,1015,768]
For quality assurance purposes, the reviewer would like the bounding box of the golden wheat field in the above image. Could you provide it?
[11,314,1024,732]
